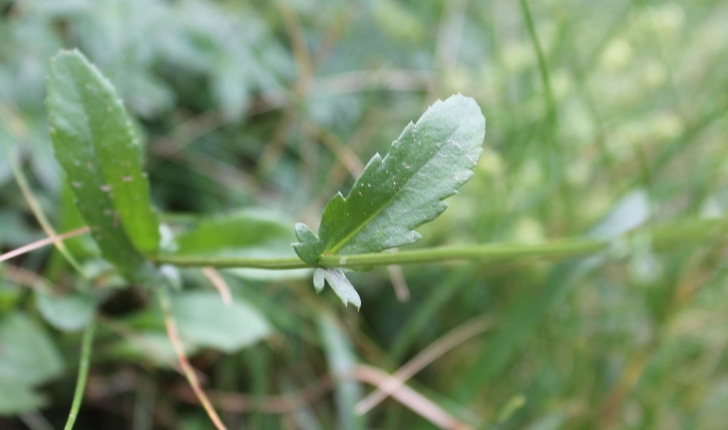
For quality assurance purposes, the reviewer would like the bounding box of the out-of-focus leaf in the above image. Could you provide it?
[0,210,42,247]
[0,312,63,386]
[174,209,310,280]
[318,313,364,430]
[212,57,249,122]
[34,289,96,332]
[313,268,361,310]
[47,49,160,277]
[102,332,195,367]
[175,209,291,254]
[118,288,274,357]
[0,282,23,313]
[294,94,486,263]
[171,291,271,353]
[590,190,651,240]
[0,380,46,415]
[456,189,654,400]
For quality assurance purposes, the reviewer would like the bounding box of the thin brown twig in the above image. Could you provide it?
[354,365,472,430]
[0,227,90,263]
[148,110,226,170]
[298,111,381,227]
[157,288,228,430]
[177,365,472,429]
[256,3,313,176]
[278,2,313,94]
[383,247,411,302]
[202,267,232,306]
[355,316,491,415]
[5,127,86,275]
[250,69,435,117]
[387,265,411,302]
[312,4,359,65]
[177,377,335,414]
[300,119,364,178]
[95,315,188,378]
[2,265,59,296]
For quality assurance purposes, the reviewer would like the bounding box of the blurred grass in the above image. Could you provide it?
[1,0,728,429]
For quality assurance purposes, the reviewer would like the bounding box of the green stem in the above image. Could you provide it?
[155,240,607,270]
[519,0,557,127]
[63,321,96,430]
[152,216,728,270]
[7,148,87,278]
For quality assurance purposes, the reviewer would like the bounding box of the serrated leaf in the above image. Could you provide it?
[46,49,160,277]
[293,94,485,264]
[313,268,361,310]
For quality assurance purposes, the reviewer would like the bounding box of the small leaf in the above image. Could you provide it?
[171,291,271,353]
[314,268,361,310]
[294,94,485,263]
[34,290,97,332]
[47,49,160,277]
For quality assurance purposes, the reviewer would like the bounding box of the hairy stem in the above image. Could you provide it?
[63,321,96,430]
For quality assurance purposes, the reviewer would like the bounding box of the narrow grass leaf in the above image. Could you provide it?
[318,313,365,430]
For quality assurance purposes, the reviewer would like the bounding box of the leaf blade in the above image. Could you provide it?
[171,291,272,353]
[47,49,160,275]
[35,290,97,333]
[294,94,485,263]
[174,209,311,281]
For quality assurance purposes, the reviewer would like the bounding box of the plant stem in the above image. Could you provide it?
[519,0,557,127]
[63,321,96,430]
[155,240,606,269]
[7,149,87,277]
[152,217,728,270]
[157,287,229,430]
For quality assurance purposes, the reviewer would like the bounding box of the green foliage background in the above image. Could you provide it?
[1,0,728,429]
